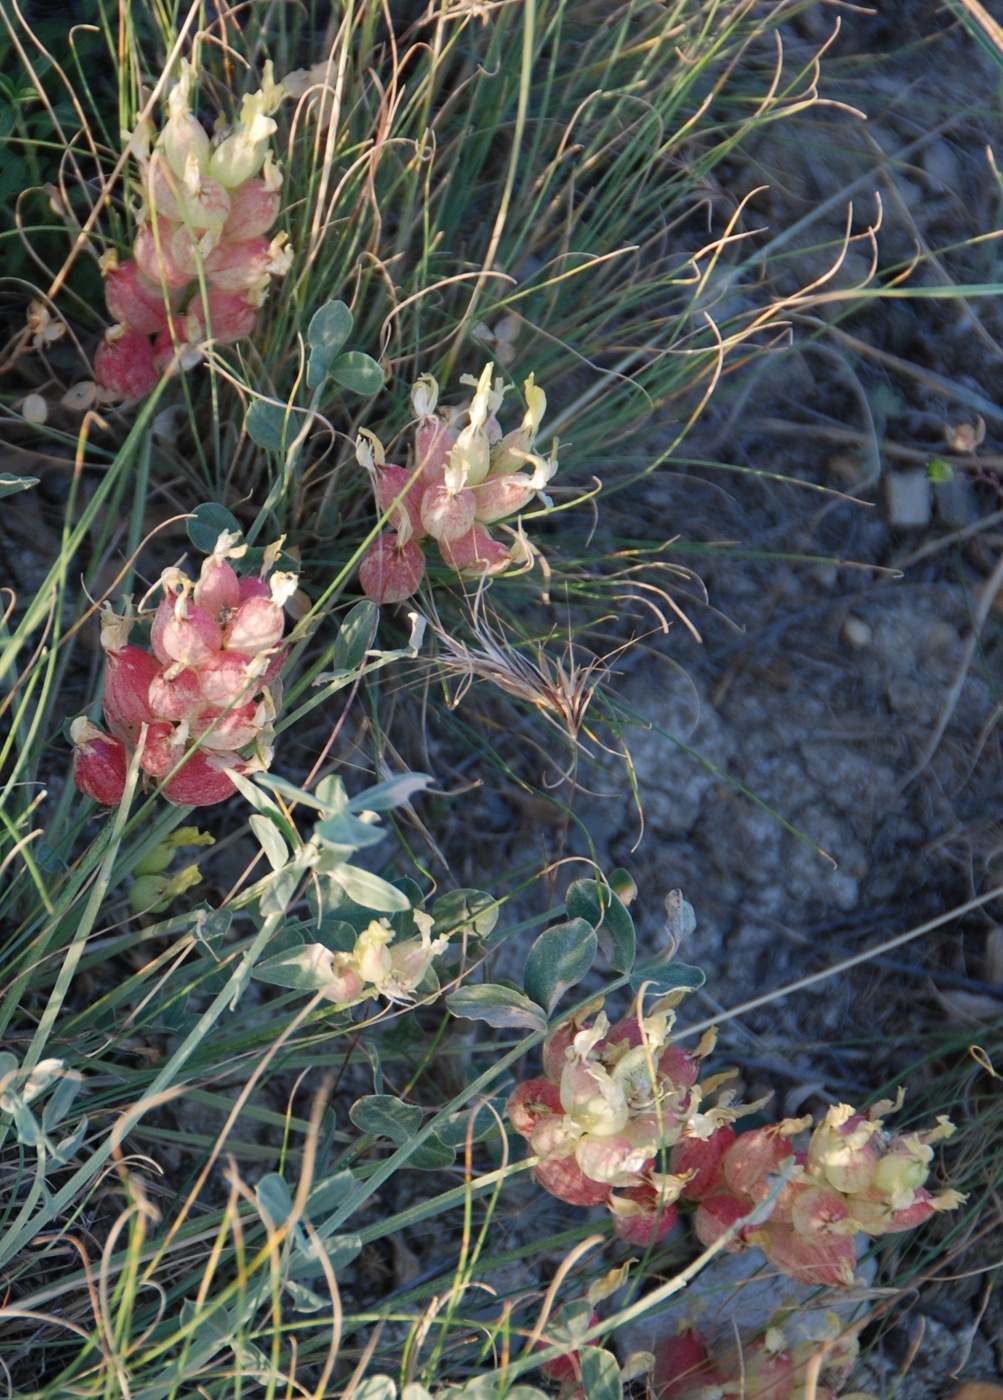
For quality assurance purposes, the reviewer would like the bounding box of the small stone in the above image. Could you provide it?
[935,476,978,528]
[842,616,872,649]
[883,468,931,528]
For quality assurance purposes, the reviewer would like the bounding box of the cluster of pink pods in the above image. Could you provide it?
[670,1098,964,1288]
[655,1319,868,1400]
[71,532,294,806]
[94,60,290,401]
[507,1003,718,1248]
[358,364,557,603]
[509,1003,963,1282]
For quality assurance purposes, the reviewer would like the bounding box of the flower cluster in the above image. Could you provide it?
[672,1099,965,1288]
[507,1001,725,1247]
[655,1313,872,1400]
[306,913,450,1007]
[358,363,557,603]
[93,60,291,401]
[71,531,293,807]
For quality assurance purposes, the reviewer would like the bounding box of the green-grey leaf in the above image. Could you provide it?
[628,960,705,996]
[333,863,411,912]
[249,813,289,871]
[351,1377,396,1400]
[565,878,603,928]
[603,891,635,974]
[255,1172,293,1230]
[347,773,432,813]
[524,917,597,1014]
[445,983,547,1033]
[186,501,242,554]
[245,398,299,451]
[431,888,499,939]
[330,350,384,396]
[306,300,354,387]
[334,600,378,673]
[411,1133,456,1170]
[259,866,299,915]
[349,1094,421,1144]
[0,473,39,498]
[580,1347,623,1400]
[315,811,387,849]
[254,944,343,994]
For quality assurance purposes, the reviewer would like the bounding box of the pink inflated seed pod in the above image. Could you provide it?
[533,1154,612,1207]
[134,219,193,291]
[72,723,128,804]
[420,481,476,542]
[415,417,453,485]
[102,645,161,739]
[225,596,284,654]
[508,1078,563,1138]
[148,666,202,722]
[669,1126,737,1201]
[94,331,159,401]
[185,289,258,345]
[472,471,537,524]
[104,261,175,334]
[162,750,241,806]
[198,650,259,706]
[654,1330,721,1400]
[722,1126,798,1200]
[438,524,511,576]
[224,178,281,240]
[761,1222,858,1288]
[359,534,426,604]
[693,1193,754,1251]
[376,464,425,537]
[152,313,200,373]
[138,720,184,779]
[237,575,271,603]
[203,235,272,294]
[610,1185,678,1246]
[195,555,242,618]
[192,701,260,750]
[162,600,222,668]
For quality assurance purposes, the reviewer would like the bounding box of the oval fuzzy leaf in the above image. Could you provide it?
[249,813,289,871]
[254,942,337,993]
[602,891,635,974]
[348,773,432,812]
[431,888,499,940]
[628,960,705,997]
[581,1347,623,1400]
[186,501,242,554]
[524,917,597,1014]
[256,1172,293,1230]
[333,863,412,913]
[446,983,547,1033]
[411,1133,456,1170]
[306,299,353,387]
[565,878,603,928]
[245,398,297,451]
[331,350,384,396]
[334,600,378,673]
[349,1094,421,1144]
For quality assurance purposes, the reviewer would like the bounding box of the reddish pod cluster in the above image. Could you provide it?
[507,1002,722,1248]
[655,1318,870,1400]
[358,364,557,603]
[92,60,291,402]
[670,1100,965,1288]
[71,532,293,806]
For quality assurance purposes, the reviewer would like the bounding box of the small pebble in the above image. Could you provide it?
[842,616,872,649]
